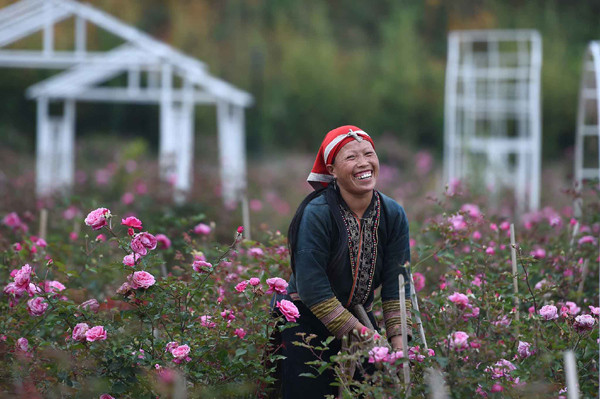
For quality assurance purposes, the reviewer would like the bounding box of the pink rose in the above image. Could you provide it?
[539,305,558,320]
[234,280,248,293]
[448,214,467,231]
[412,272,425,292]
[237,226,244,234]
[85,325,107,342]
[16,337,29,352]
[80,298,100,313]
[117,282,132,295]
[3,282,25,298]
[574,314,595,333]
[448,292,469,309]
[192,260,213,273]
[589,306,600,316]
[194,223,211,235]
[14,264,33,289]
[563,301,581,316]
[155,234,171,249]
[99,394,115,399]
[530,248,546,259]
[486,359,516,379]
[27,297,48,316]
[276,299,300,322]
[35,238,47,248]
[171,344,190,360]
[234,328,246,339]
[578,235,597,246]
[266,277,288,295]
[200,315,216,328]
[449,331,469,351]
[121,216,142,229]
[44,280,65,293]
[130,232,157,256]
[248,247,264,258]
[499,222,510,231]
[72,323,90,341]
[129,271,156,289]
[123,253,141,267]
[84,208,111,230]
[220,309,235,321]
[248,277,261,286]
[461,203,482,219]
[3,212,22,228]
[368,346,390,363]
[517,341,533,358]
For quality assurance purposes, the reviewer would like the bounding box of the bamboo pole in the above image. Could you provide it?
[410,273,429,351]
[38,208,48,240]
[399,274,411,397]
[576,259,589,300]
[425,367,449,399]
[510,224,519,322]
[564,350,580,399]
[570,221,580,249]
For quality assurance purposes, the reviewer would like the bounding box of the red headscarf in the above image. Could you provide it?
[307,125,375,190]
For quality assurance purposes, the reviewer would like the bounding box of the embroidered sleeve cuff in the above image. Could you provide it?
[382,299,413,340]
[310,297,360,339]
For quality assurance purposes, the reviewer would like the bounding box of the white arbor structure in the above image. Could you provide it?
[444,30,542,212]
[0,0,253,221]
[574,41,600,216]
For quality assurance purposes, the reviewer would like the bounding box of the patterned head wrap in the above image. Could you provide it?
[307,125,375,190]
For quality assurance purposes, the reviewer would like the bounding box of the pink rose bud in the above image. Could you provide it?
[248,277,261,286]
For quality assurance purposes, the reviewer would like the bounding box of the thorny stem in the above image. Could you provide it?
[517,247,538,314]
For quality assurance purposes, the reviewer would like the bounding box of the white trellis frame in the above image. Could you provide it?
[444,30,542,213]
[0,0,253,231]
[574,41,600,217]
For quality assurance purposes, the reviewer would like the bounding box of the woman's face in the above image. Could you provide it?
[326,140,379,197]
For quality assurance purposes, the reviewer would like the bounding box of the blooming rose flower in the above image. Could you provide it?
[234,328,246,339]
[192,260,213,273]
[85,326,107,342]
[130,271,156,289]
[194,223,211,235]
[368,346,390,363]
[499,222,510,231]
[248,277,261,286]
[408,346,426,362]
[80,298,100,313]
[72,323,90,341]
[99,395,115,399]
[117,282,132,295]
[3,212,22,228]
[578,235,597,246]
[27,297,48,316]
[486,359,516,379]
[449,331,469,351]
[16,337,29,352]
[248,247,264,258]
[539,305,558,320]
[123,253,141,267]
[43,280,65,293]
[517,341,533,358]
[171,344,191,362]
[574,314,595,333]
[84,208,111,230]
[588,306,600,316]
[530,248,546,259]
[221,309,235,321]
[563,301,581,316]
[14,264,33,289]
[200,315,216,328]
[448,214,467,231]
[491,384,503,393]
[234,280,248,293]
[266,277,288,295]
[276,299,300,322]
[413,272,425,292]
[130,232,157,256]
[448,292,469,308]
[155,234,171,249]
[121,216,142,230]
[461,203,482,219]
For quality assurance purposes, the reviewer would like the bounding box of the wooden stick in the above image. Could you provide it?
[509,224,519,322]
[352,304,374,330]
[425,367,449,399]
[570,221,580,249]
[564,350,580,399]
[410,274,428,351]
[38,208,48,240]
[399,274,411,397]
[577,259,589,300]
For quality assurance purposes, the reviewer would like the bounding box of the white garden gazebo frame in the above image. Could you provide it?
[0,0,253,229]
[574,41,600,217]
[443,30,542,213]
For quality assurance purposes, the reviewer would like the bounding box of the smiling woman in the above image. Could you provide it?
[270,125,413,398]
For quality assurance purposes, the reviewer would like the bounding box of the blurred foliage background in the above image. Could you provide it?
[0,0,599,159]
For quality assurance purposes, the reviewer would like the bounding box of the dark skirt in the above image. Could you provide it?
[269,297,378,399]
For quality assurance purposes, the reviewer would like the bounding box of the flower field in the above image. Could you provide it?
[0,138,598,398]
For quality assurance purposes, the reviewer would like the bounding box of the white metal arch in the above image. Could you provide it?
[574,41,600,217]
[0,0,254,232]
[443,30,542,213]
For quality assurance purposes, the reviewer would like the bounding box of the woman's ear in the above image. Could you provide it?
[326,164,336,177]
